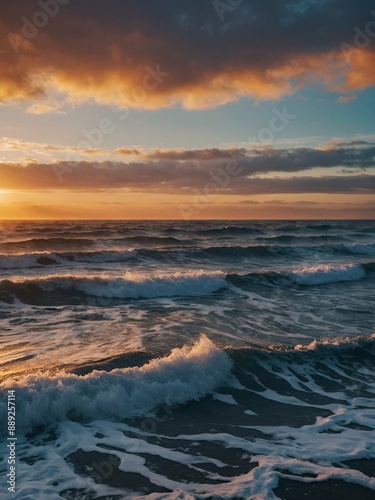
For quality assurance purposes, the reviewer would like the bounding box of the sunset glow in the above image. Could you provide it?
[0,0,374,219]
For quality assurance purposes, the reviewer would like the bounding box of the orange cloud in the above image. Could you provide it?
[0,141,374,194]
[1,0,374,110]
[343,50,375,91]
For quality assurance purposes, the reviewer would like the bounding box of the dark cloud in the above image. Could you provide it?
[114,148,142,156]
[1,142,374,194]
[146,148,248,161]
[142,143,375,172]
[337,140,374,147]
[1,0,375,108]
[240,145,375,172]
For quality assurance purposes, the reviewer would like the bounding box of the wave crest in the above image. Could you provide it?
[0,270,227,304]
[287,263,366,286]
[0,336,232,431]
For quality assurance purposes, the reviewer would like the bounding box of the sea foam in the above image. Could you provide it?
[77,270,227,298]
[0,269,227,300]
[0,336,232,431]
[287,263,366,285]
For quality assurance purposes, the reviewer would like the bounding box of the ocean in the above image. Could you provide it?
[0,219,374,499]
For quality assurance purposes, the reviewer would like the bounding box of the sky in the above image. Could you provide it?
[0,0,375,220]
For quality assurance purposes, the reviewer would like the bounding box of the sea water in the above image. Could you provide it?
[0,220,374,499]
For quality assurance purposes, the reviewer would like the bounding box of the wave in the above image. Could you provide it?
[230,332,375,367]
[137,242,375,264]
[273,221,375,233]
[1,242,375,270]
[164,225,264,236]
[0,250,137,269]
[0,270,227,304]
[0,245,311,269]
[228,261,374,290]
[179,243,375,260]
[0,336,232,431]
[344,243,375,255]
[193,226,264,237]
[286,263,367,285]
[223,333,375,444]
[1,334,374,434]
[1,261,372,304]
[0,237,96,252]
[114,235,190,246]
[138,245,277,263]
[273,223,335,232]
[255,234,349,245]
[132,242,375,266]
[229,333,375,398]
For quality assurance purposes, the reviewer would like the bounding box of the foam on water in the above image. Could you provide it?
[1,241,375,272]
[0,269,227,301]
[0,335,232,431]
[287,263,366,285]
[2,335,374,500]
[77,270,227,299]
[1,220,374,499]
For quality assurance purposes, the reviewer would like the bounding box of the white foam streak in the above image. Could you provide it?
[288,263,365,285]
[78,270,227,299]
[4,269,227,299]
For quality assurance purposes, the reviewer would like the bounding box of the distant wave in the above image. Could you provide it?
[255,234,348,245]
[0,336,232,431]
[1,243,375,269]
[273,223,336,232]
[228,261,374,289]
[118,241,375,261]
[0,237,96,252]
[273,222,375,233]
[179,243,375,260]
[192,226,264,237]
[0,245,299,269]
[119,242,375,265]
[164,225,264,236]
[138,245,278,263]
[1,261,373,304]
[0,270,227,304]
[344,243,375,255]
[114,235,191,246]
[0,250,137,269]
